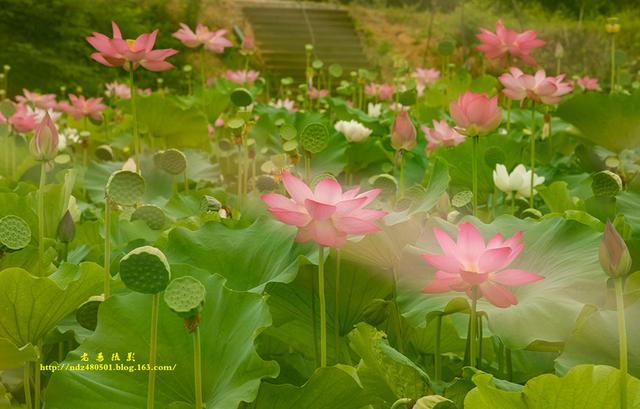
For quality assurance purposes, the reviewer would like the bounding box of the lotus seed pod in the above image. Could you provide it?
[451,191,473,208]
[300,122,329,154]
[131,205,166,230]
[256,175,278,192]
[280,124,297,141]
[57,210,76,243]
[0,215,32,250]
[412,395,456,409]
[95,144,114,161]
[368,173,398,196]
[230,88,254,107]
[200,195,222,214]
[591,170,623,197]
[119,246,171,294]
[106,170,145,206]
[153,149,187,175]
[75,295,104,331]
[163,276,206,319]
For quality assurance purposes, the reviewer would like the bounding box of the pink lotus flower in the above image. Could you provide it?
[225,69,260,85]
[308,87,329,100]
[261,172,386,248]
[172,23,213,48]
[0,103,38,133]
[241,35,255,54]
[422,223,544,307]
[272,98,297,112]
[206,29,233,53]
[27,106,62,123]
[422,119,465,152]
[414,68,440,96]
[476,20,545,66]
[365,83,394,101]
[16,89,57,109]
[449,92,502,136]
[104,81,131,99]
[577,76,601,92]
[499,68,573,105]
[58,94,107,121]
[30,112,59,161]
[86,21,177,71]
[391,111,417,151]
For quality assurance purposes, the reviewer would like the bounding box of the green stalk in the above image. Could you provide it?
[129,69,140,172]
[37,161,46,275]
[477,314,483,370]
[304,151,311,183]
[24,362,32,409]
[506,99,512,131]
[184,169,189,193]
[398,151,405,199]
[334,249,341,363]
[34,341,42,409]
[193,326,203,409]
[147,293,160,409]
[614,278,628,409]
[469,287,478,368]
[391,267,404,353]
[104,199,112,298]
[310,266,319,367]
[529,102,536,208]
[318,246,327,368]
[472,135,479,216]
[511,192,516,215]
[434,314,442,382]
[610,34,616,93]
[9,131,16,179]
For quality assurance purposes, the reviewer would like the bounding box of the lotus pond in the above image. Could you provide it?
[0,4,639,409]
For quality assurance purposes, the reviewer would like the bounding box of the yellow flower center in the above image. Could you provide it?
[126,39,136,51]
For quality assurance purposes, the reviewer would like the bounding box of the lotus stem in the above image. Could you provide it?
[37,161,46,275]
[511,192,516,215]
[147,293,160,409]
[472,135,479,216]
[529,102,536,208]
[478,313,484,370]
[24,362,32,409]
[398,151,405,199]
[304,151,311,184]
[104,199,112,299]
[193,326,203,409]
[34,341,42,409]
[506,347,513,381]
[200,47,206,92]
[236,145,243,208]
[392,267,404,353]
[310,265,319,367]
[129,69,140,172]
[184,170,189,193]
[334,248,341,363]
[610,34,616,93]
[318,246,327,368]
[614,278,628,409]
[469,286,478,368]
[506,99,512,131]
[434,313,442,381]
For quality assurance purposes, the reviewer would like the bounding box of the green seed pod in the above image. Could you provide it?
[106,170,145,206]
[200,195,222,213]
[0,215,32,250]
[131,205,166,230]
[230,88,254,107]
[361,299,390,326]
[163,276,206,318]
[75,295,104,331]
[591,170,623,198]
[57,210,76,243]
[256,175,278,192]
[300,122,329,154]
[153,149,187,175]
[280,124,297,141]
[451,191,473,208]
[119,246,171,294]
[95,144,114,161]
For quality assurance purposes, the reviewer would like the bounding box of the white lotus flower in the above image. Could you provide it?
[493,163,545,198]
[367,102,382,117]
[334,120,372,143]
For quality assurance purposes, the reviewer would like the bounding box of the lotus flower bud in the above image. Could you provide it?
[30,112,59,161]
[391,111,417,151]
[554,42,564,59]
[57,210,76,243]
[599,221,631,278]
[605,17,620,34]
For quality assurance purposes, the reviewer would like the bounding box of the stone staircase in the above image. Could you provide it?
[239,1,369,82]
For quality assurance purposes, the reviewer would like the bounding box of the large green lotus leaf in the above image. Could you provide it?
[164,217,315,292]
[0,262,103,346]
[45,273,279,409]
[261,256,392,373]
[251,366,379,409]
[397,216,606,349]
[555,301,640,378]
[618,191,640,238]
[136,94,208,148]
[0,338,36,369]
[465,365,640,409]
[556,92,640,152]
[183,149,219,183]
[348,322,432,405]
